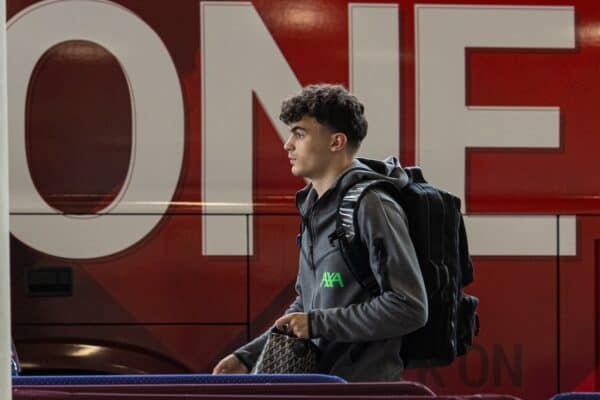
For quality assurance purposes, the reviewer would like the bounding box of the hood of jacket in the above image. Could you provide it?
[295,155,409,216]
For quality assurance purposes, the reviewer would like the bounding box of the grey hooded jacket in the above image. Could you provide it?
[234,158,428,381]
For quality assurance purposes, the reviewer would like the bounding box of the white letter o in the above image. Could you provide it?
[8,0,184,259]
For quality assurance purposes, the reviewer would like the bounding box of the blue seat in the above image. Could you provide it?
[12,373,346,385]
[550,394,600,400]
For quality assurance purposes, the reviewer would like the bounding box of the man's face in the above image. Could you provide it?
[283,116,334,180]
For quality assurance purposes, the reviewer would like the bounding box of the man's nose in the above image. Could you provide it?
[283,135,293,151]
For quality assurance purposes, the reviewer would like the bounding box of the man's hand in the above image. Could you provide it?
[212,354,249,374]
[275,312,309,339]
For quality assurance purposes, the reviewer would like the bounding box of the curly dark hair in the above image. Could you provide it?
[279,84,367,150]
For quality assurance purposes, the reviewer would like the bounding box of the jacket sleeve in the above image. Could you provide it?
[309,189,428,342]
[233,274,305,369]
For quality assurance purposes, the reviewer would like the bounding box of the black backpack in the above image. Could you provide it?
[328,157,480,368]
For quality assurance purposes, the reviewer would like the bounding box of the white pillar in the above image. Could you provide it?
[0,0,11,396]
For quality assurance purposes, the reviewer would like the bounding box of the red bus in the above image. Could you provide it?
[8,1,599,399]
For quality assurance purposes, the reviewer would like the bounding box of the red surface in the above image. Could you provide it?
[11,215,247,324]
[249,216,299,337]
[558,217,599,392]
[27,40,131,214]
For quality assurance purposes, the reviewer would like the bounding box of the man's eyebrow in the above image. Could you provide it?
[290,126,306,133]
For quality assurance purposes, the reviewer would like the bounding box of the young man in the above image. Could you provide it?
[213,84,427,381]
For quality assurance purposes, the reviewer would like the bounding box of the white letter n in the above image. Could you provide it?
[200,2,400,255]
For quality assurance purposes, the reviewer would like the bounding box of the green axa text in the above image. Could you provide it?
[321,271,344,288]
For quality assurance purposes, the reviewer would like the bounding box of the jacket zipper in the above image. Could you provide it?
[307,208,319,309]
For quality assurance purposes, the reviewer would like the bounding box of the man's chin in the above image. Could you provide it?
[291,165,311,178]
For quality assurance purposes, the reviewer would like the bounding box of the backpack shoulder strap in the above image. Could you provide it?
[329,179,398,296]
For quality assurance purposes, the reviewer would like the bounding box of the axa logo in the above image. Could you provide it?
[320,272,344,288]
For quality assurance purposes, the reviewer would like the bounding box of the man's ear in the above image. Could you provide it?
[330,133,348,152]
